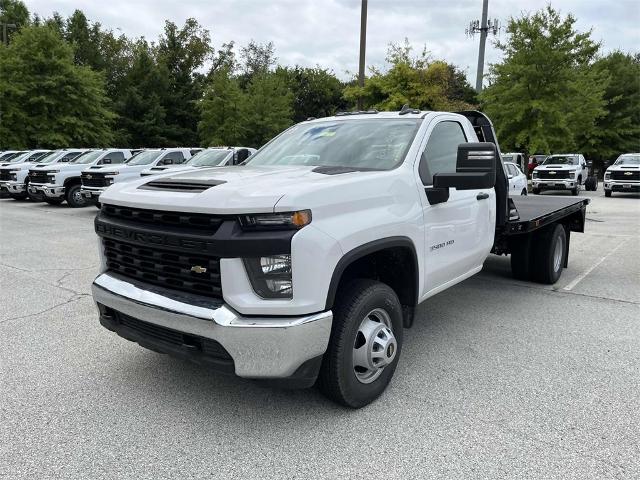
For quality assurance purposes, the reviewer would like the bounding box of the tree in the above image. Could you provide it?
[0,0,29,43]
[0,26,114,148]
[157,18,211,145]
[243,72,293,147]
[343,40,477,111]
[198,67,248,146]
[277,66,347,122]
[114,40,171,147]
[583,52,640,161]
[480,6,607,154]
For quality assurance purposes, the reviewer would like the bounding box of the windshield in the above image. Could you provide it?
[35,151,62,164]
[614,155,640,166]
[187,149,231,167]
[502,155,514,163]
[70,151,102,164]
[246,119,422,170]
[8,151,32,163]
[126,150,161,166]
[543,155,578,165]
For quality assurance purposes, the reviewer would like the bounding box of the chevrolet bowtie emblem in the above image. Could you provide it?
[549,171,556,174]
[191,265,207,274]
[624,171,632,176]
[85,175,92,179]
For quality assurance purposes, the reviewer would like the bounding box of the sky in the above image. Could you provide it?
[25,0,640,84]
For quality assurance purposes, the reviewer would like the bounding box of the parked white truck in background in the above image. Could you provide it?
[604,153,640,197]
[91,110,588,408]
[532,154,589,195]
[1,149,87,200]
[29,149,132,207]
[80,148,192,204]
[140,147,256,177]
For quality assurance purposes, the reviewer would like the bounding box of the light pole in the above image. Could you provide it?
[1,23,17,45]
[357,0,368,110]
[466,0,499,92]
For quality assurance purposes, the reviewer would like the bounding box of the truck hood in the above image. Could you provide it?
[81,164,138,175]
[0,161,39,171]
[100,164,392,214]
[38,162,93,173]
[606,165,639,172]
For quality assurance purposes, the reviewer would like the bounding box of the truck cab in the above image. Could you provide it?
[80,148,192,204]
[604,153,640,197]
[91,110,588,408]
[532,154,588,195]
[139,147,256,177]
[29,149,132,207]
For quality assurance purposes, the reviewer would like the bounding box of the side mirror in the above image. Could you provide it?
[164,158,174,165]
[102,158,112,164]
[425,142,497,205]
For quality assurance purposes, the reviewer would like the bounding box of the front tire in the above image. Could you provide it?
[65,184,87,208]
[532,187,540,195]
[521,188,528,196]
[571,177,581,196]
[44,198,64,205]
[318,279,403,408]
[9,192,27,200]
[605,190,612,197]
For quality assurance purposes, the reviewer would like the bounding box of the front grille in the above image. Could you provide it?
[29,170,51,184]
[537,170,571,179]
[0,170,12,181]
[81,172,108,187]
[102,204,226,232]
[111,310,232,361]
[611,170,640,181]
[103,237,222,298]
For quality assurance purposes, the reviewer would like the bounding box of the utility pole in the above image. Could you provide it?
[466,0,499,92]
[1,23,17,45]
[357,0,368,110]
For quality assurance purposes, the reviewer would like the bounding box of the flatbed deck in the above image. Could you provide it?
[505,196,589,235]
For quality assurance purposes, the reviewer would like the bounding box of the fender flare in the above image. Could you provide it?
[324,236,419,310]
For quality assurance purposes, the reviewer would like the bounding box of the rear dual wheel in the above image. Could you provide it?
[318,279,403,408]
[510,224,566,284]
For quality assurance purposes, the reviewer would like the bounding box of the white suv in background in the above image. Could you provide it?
[80,148,192,204]
[604,153,640,197]
[532,154,588,195]
[139,147,256,177]
[29,149,132,207]
[504,161,528,196]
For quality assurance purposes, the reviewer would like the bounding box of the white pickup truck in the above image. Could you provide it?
[91,110,589,407]
[531,154,589,195]
[604,153,640,197]
[0,150,50,197]
[80,148,192,204]
[139,147,256,177]
[1,150,87,199]
[29,149,132,207]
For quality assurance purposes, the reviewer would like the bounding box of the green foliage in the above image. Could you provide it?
[157,18,211,146]
[343,40,477,112]
[481,6,607,155]
[0,25,114,148]
[198,68,248,146]
[584,52,640,160]
[243,72,293,147]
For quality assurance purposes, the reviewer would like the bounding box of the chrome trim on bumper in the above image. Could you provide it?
[81,186,104,198]
[6,182,25,193]
[92,273,333,378]
[29,183,65,198]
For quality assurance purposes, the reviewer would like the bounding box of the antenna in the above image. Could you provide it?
[466,0,499,92]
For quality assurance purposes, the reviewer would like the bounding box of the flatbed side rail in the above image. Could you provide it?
[506,198,589,235]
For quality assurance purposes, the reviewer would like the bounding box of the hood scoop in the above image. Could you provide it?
[312,165,379,175]
[138,177,226,193]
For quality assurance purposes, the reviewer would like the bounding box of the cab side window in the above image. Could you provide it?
[103,152,125,164]
[419,121,467,185]
[163,152,185,165]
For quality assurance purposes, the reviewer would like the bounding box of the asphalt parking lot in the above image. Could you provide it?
[1,190,639,479]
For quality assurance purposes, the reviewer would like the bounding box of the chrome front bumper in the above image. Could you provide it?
[6,181,25,193]
[92,273,333,378]
[533,179,576,189]
[604,180,640,191]
[29,183,65,198]
[81,186,105,199]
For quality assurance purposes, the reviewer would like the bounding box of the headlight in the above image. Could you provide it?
[238,210,311,230]
[532,171,538,178]
[46,174,56,182]
[604,172,611,180]
[243,254,293,299]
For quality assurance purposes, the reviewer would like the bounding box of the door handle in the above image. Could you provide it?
[476,192,490,200]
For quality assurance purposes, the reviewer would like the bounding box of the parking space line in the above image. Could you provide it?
[563,238,629,291]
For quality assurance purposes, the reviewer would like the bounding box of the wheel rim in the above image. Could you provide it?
[553,235,564,272]
[73,190,85,205]
[352,308,397,384]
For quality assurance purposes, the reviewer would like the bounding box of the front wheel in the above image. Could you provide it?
[318,279,403,408]
[532,187,541,195]
[571,178,581,196]
[521,188,528,196]
[65,184,88,208]
[605,190,612,197]
[9,192,27,200]
[44,198,64,205]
